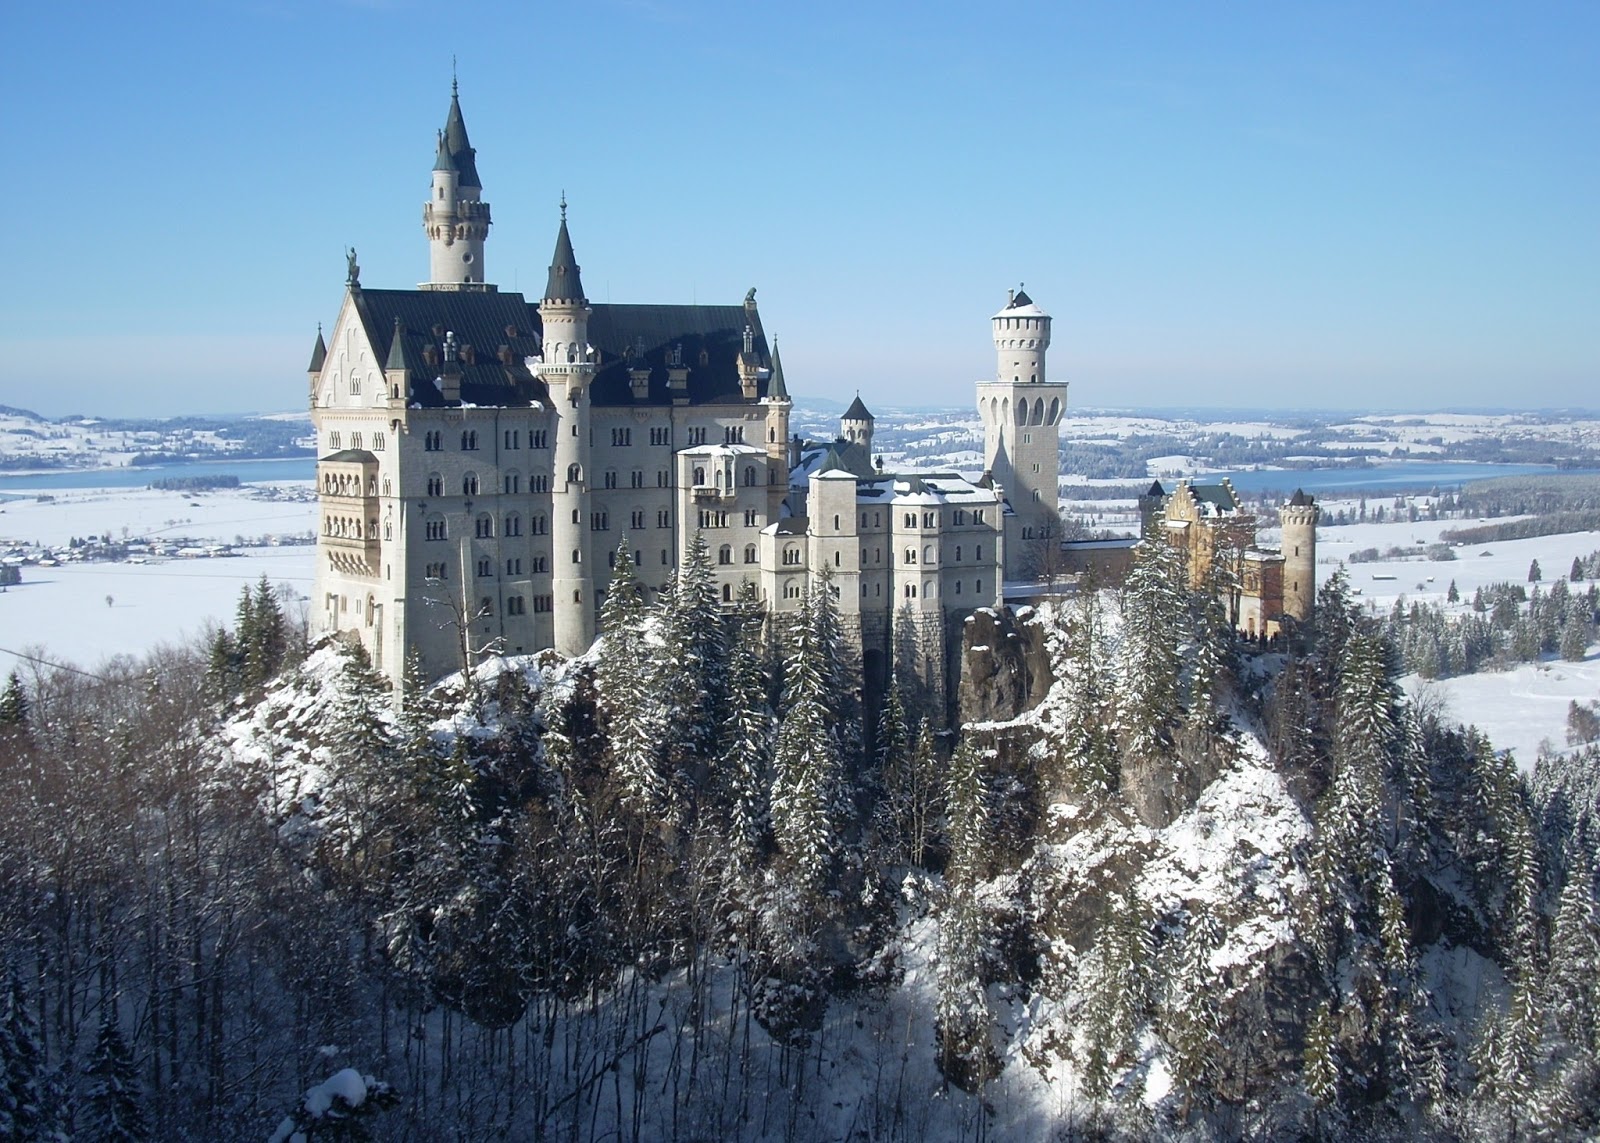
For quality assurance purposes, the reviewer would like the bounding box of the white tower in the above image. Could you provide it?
[422,81,492,291]
[975,287,1068,578]
[1280,490,1319,629]
[539,205,596,656]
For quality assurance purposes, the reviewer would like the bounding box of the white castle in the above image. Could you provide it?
[309,87,1067,702]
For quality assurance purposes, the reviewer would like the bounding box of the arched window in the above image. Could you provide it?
[475,513,493,538]
[743,544,757,564]
[975,545,984,562]
[572,549,581,564]
[693,466,706,486]
[744,466,756,487]
[924,544,935,563]
[427,473,443,497]
[504,513,522,537]
[531,513,547,535]
[567,463,582,483]
[722,583,732,602]
[718,544,732,565]
[463,473,480,496]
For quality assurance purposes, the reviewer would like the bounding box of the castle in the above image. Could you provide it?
[307,87,1067,700]
[1135,478,1319,640]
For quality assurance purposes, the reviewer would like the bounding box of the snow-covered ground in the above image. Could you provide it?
[0,483,316,676]
[0,483,315,549]
[0,548,314,676]
[1403,655,1600,767]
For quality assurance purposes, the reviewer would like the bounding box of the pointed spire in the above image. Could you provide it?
[443,80,480,188]
[543,206,585,303]
[433,129,455,173]
[308,324,327,372]
[385,317,407,371]
[767,337,789,400]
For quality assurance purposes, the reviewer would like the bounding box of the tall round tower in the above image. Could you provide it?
[1280,489,1319,627]
[422,80,492,291]
[975,286,1069,580]
[539,205,596,657]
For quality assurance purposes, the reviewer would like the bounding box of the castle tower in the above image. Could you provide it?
[1280,489,1319,627]
[841,394,874,456]
[422,81,493,291]
[975,287,1068,576]
[539,205,596,656]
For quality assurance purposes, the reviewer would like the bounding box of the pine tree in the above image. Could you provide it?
[936,734,992,1088]
[1304,997,1343,1131]
[1573,556,1585,583]
[718,613,773,855]
[1530,558,1543,583]
[0,965,65,1141]
[1054,593,1119,798]
[656,531,728,803]
[0,671,27,728]
[1166,912,1222,1120]
[82,1014,147,1142]
[769,599,838,894]
[596,537,667,815]
[1548,866,1600,1055]
[1119,527,1185,763]
[1560,609,1592,662]
[1447,579,1460,604]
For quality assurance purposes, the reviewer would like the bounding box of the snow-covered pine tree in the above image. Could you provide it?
[596,536,668,816]
[1548,863,1600,1056]
[809,564,863,768]
[1303,997,1344,1133]
[769,586,839,895]
[1118,526,1185,764]
[0,670,27,728]
[1164,911,1222,1121]
[81,1014,147,1142]
[1561,608,1593,662]
[655,530,729,807]
[1053,593,1119,798]
[0,965,66,1141]
[717,608,774,857]
[936,734,993,1089]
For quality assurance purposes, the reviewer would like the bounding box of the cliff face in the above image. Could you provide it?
[954,606,1053,725]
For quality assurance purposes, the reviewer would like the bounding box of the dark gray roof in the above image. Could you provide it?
[768,338,788,400]
[1290,488,1312,506]
[1187,481,1240,512]
[433,130,455,173]
[1145,480,1165,497]
[586,302,777,407]
[349,286,782,410]
[774,517,808,535]
[1008,288,1034,308]
[350,288,546,409]
[320,449,378,464]
[843,394,873,422]
[543,218,585,303]
[443,89,480,188]
[308,328,327,372]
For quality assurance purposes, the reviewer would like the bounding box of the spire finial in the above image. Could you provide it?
[560,191,567,223]
[451,55,458,97]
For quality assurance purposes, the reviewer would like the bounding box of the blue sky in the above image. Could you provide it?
[0,1,1594,417]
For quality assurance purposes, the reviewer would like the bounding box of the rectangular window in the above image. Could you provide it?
[611,427,632,446]
[590,512,609,531]
[631,470,644,489]
[657,509,671,528]
[604,471,618,489]
[532,555,548,573]
[531,430,549,449]
[631,510,646,530]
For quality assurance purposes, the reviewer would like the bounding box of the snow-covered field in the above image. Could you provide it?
[0,483,316,676]
[0,548,314,676]
[1403,656,1600,767]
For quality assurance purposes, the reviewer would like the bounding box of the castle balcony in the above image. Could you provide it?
[318,450,380,501]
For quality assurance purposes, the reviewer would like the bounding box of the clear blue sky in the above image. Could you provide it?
[1,1,1595,418]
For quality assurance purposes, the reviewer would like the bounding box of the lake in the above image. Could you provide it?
[0,457,316,492]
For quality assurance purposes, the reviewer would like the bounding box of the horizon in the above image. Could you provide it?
[0,2,1594,418]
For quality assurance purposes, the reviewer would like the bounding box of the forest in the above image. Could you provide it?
[1,536,1598,1140]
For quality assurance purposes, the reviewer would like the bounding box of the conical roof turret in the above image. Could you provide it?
[543,207,585,304]
[843,393,873,422]
[768,338,789,400]
[308,326,327,372]
[433,129,455,173]
[443,80,481,188]
[385,318,407,371]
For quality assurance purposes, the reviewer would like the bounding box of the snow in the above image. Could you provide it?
[0,482,315,675]
[1403,649,1600,768]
